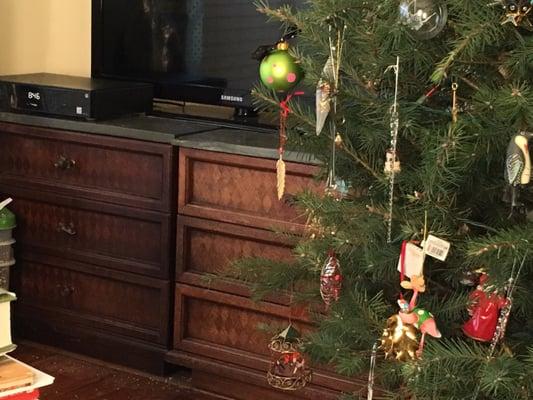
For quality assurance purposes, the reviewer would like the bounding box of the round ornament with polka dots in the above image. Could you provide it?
[259,41,304,93]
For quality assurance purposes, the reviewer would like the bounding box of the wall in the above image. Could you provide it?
[0,0,91,76]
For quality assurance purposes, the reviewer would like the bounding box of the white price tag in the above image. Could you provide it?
[424,234,450,261]
[397,242,425,278]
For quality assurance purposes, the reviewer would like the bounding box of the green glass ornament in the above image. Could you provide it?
[259,42,303,93]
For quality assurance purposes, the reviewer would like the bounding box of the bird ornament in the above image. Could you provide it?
[504,131,533,212]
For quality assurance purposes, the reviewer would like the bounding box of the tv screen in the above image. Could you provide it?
[92,0,302,109]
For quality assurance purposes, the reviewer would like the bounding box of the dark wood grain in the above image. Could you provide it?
[0,121,176,379]
[0,122,175,212]
[172,285,361,396]
[14,317,170,375]
[176,215,297,300]
[175,285,312,359]
[4,189,171,279]
[178,148,322,233]
[12,252,170,345]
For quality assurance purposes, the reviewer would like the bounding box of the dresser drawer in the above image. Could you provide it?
[176,216,294,296]
[0,122,175,212]
[174,284,311,367]
[173,284,358,394]
[6,190,171,278]
[178,148,321,231]
[12,253,170,345]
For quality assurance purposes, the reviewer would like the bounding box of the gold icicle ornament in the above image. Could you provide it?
[277,155,286,200]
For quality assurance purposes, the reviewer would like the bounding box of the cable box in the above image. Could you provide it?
[0,73,153,120]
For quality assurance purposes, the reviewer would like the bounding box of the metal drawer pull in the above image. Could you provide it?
[57,222,77,236]
[56,284,75,297]
[54,155,76,170]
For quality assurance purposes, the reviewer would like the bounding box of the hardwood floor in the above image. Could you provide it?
[10,342,200,400]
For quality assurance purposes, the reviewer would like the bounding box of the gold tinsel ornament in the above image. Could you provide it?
[380,314,419,361]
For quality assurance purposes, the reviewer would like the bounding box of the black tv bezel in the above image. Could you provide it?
[90,0,255,111]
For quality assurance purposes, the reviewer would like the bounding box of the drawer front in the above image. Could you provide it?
[13,254,170,345]
[176,216,294,295]
[0,122,175,212]
[173,285,358,394]
[174,284,312,363]
[7,191,171,278]
[178,148,322,231]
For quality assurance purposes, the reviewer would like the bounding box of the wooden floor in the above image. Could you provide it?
[10,342,196,400]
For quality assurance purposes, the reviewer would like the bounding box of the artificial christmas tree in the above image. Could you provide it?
[233,0,533,398]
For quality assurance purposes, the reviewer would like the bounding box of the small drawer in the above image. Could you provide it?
[7,190,171,279]
[176,216,294,296]
[174,284,312,365]
[0,122,175,212]
[173,284,358,395]
[178,148,322,232]
[12,253,170,345]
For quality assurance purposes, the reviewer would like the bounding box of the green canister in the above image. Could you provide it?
[0,199,16,289]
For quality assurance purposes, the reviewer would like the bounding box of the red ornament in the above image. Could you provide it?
[320,252,342,307]
[463,274,508,342]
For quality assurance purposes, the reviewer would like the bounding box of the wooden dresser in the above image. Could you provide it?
[0,117,362,399]
[0,121,176,373]
[168,148,361,400]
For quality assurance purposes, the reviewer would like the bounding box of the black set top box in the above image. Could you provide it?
[0,73,153,120]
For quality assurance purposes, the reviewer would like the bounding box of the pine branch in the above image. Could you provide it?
[341,144,385,182]
[254,0,300,27]
[251,87,316,128]
[432,23,492,84]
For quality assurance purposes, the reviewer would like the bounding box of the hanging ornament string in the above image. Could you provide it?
[451,82,459,124]
[277,91,304,200]
[399,240,408,301]
[416,85,440,104]
[366,341,380,400]
[489,248,528,352]
[385,57,401,243]
[325,19,347,191]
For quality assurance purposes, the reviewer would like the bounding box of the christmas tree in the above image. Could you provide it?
[234,0,533,398]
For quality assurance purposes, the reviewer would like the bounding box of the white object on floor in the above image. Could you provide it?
[0,355,54,398]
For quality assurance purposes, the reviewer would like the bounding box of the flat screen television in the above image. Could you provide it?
[92,0,302,113]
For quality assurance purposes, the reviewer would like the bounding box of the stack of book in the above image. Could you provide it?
[0,290,54,400]
[0,291,16,355]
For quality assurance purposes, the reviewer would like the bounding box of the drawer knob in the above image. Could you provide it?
[54,155,76,170]
[57,221,77,236]
[282,193,297,206]
[56,284,75,297]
